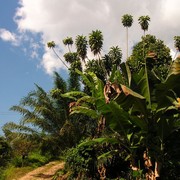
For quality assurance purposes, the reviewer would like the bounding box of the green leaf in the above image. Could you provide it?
[70,106,99,119]
[133,67,151,109]
[88,71,104,98]
[98,150,118,163]
[113,84,146,114]
[78,137,119,148]
[62,91,87,100]
[76,69,94,89]
[127,133,133,141]
[103,101,132,135]
[120,62,132,86]
[76,95,95,105]
[130,116,148,131]
[167,58,180,77]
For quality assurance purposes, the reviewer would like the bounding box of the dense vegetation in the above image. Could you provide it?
[1,15,180,180]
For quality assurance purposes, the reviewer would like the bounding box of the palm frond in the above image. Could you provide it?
[53,72,67,92]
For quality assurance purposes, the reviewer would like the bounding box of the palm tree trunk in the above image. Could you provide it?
[143,30,146,60]
[68,45,71,53]
[126,27,129,61]
[52,48,69,69]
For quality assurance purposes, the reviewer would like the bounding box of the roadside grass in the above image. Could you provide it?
[2,166,34,180]
[1,151,52,180]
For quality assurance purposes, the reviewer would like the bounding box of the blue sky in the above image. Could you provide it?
[0,0,180,135]
[0,1,66,134]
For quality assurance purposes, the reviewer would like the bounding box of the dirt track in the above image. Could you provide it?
[18,161,64,180]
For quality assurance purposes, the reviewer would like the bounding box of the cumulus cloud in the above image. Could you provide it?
[14,0,180,74]
[41,49,67,75]
[0,28,18,45]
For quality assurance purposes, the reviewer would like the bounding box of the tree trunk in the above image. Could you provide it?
[126,27,129,61]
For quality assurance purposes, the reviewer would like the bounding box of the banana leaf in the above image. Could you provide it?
[70,106,100,119]
[156,58,180,109]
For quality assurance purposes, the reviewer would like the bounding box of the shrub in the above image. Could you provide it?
[64,139,132,179]
[65,142,98,179]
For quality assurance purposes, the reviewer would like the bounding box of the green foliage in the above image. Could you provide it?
[64,52,79,64]
[121,14,133,27]
[47,41,56,48]
[4,23,180,179]
[85,59,106,82]
[128,34,172,79]
[66,53,180,179]
[138,15,150,33]
[63,52,82,91]
[65,139,131,179]
[10,151,51,168]
[3,72,83,157]
[65,142,98,179]
[27,151,50,167]
[89,30,103,57]
[0,136,12,167]
[75,35,88,62]
[174,36,180,51]
[11,156,24,167]
[63,37,73,46]
[102,46,123,76]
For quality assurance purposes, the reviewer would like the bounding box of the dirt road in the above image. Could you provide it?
[18,161,64,180]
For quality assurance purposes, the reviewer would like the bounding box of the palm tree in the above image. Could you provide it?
[102,46,122,77]
[89,30,103,60]
[68,59,82,91]
[121,14,133,60]
[108,46,122,67]
[75,35,88,64]
[138,15,150,59]
[63,37,73,52]
[138,15,150,36]
[3,72,79,155]
[47,41,69,69]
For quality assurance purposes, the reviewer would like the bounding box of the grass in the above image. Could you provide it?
[1,152,51,180]
[2,166,34,180]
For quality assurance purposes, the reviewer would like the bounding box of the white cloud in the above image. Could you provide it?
[41,48,68,75]
[29,41,41,59]
[14,0,180,74]
[0,28,18,45]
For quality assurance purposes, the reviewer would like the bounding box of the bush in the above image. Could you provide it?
[10,151,51,168]
[64,139,132,179]
[0,136,12,167]
[27,151,50,167]
[65,143,98,179]
[11,156,23,167]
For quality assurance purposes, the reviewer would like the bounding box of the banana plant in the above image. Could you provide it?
[63,56,180,179]
[63,67,148,175]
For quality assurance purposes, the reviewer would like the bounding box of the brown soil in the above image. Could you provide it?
[18,161,65,180]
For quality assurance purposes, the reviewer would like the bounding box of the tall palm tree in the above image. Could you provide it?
[47,41,69,69]
[121,14,133,60]
[89,30,103,60]
[138,15,150,59]
[75,35,88,64]
[138,15,150,36]
[63,37,73,52]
